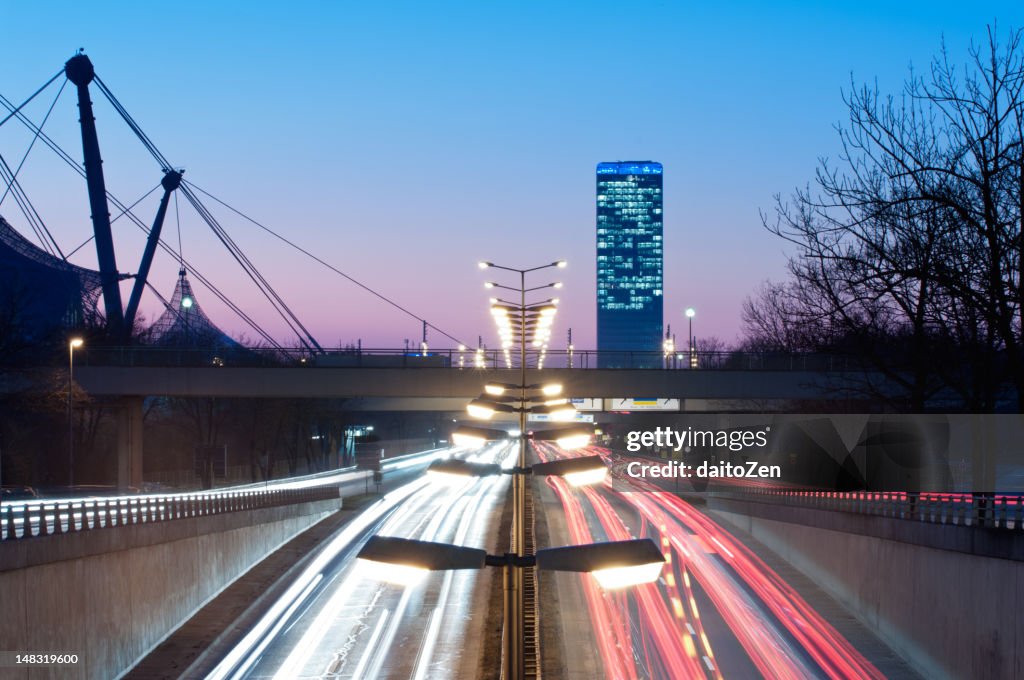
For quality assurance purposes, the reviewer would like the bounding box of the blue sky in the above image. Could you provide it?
[1,2,1021,348]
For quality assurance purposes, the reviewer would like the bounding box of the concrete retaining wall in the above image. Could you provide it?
[0,498,340,680]
[709,498,1023,680]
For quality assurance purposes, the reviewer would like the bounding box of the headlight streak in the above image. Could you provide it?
[211,573,323,680]
[348,608,392,680]
[268,441,511,680]
[353,445,509,680]
[208,477,429,680]
[548,472,638,679]
[539,442,884,680]
[268,482,440,679]
[537,441,774,678]
[358,485,473,675]
[572,472,705,677]
[547,440,808,677]
[411,472,508,680]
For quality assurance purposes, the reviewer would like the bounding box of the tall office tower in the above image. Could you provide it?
[596,161,664,367]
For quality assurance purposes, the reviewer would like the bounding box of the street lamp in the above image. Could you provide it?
[68,337,84,486]
[357,260,592,680]
[450,425,512,448]
[356,535,665,656]
[685,307,696,368]
[430,430,604,483]
[476,259,591,679]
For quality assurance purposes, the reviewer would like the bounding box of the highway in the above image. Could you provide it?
[207,441,516,680]
[535,443,886,680]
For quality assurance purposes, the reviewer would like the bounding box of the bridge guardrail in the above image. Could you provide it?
[0,445,455,542]
[715,488,1024,530]
[0,486,340,541]
[72,346,867,371]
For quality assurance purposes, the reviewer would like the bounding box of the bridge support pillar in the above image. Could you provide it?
[116,396,144,489]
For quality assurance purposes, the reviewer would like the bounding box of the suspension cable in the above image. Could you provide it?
[94,76,321,350]
[0,155,52,255]
[185,180,467,347]
[179,184,319,351]
[0,78,67,258]
[66,182,161,259]
[93,76,173,170]
[0,68,63,129]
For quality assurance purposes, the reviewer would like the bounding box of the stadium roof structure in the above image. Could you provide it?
[149,269,245,350]
[0,214,104,340]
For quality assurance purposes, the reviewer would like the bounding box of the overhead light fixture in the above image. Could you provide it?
[357,536,487,585]
[358,535,664,591]
[544,402,577,421]
[357,558,429,587]
[591,561,665,590]
[467,401,496,420]
[535,538,664,588]
[531,427,593,452]
[563,466,608,487]
[467,398,514,420]
[555,433,592,451]
[428,459,503,479]
[484,382,520,396]
[531,453,606,485]
[450,425,510,448]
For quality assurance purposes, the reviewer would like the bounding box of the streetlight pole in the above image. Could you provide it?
[67,337,84,486]
[686,307,696,369]
[479,259,565,680]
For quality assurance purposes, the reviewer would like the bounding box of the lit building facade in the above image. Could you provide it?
[596,161,664,367]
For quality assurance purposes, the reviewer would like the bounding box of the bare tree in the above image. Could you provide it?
[750,26,1024,411]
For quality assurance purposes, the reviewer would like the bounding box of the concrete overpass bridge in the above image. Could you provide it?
[37,347,875,490]
[71,346,874,405]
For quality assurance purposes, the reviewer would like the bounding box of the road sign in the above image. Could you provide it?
[606,398,680,411]
[528,412,595,423]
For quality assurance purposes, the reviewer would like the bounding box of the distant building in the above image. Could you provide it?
[596,161,664,367]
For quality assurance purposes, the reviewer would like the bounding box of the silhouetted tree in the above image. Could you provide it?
[748,26,1024,411]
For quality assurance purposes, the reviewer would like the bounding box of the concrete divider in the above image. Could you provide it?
[708,496,1022,680]
[0,496,340,680]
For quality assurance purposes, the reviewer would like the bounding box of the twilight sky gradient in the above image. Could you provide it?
[1,2,1021,349]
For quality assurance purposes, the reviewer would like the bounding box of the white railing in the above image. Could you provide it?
[720,489,1024,530]
[0,486,340,541]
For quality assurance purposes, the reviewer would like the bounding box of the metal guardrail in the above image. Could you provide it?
[722,489,1024,530]
[0,486,339,541]
[73,346,866,372]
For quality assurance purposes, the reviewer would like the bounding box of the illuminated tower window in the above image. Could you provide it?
[596,161,663,367]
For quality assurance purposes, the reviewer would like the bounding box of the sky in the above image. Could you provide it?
[1,1,1022,350]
